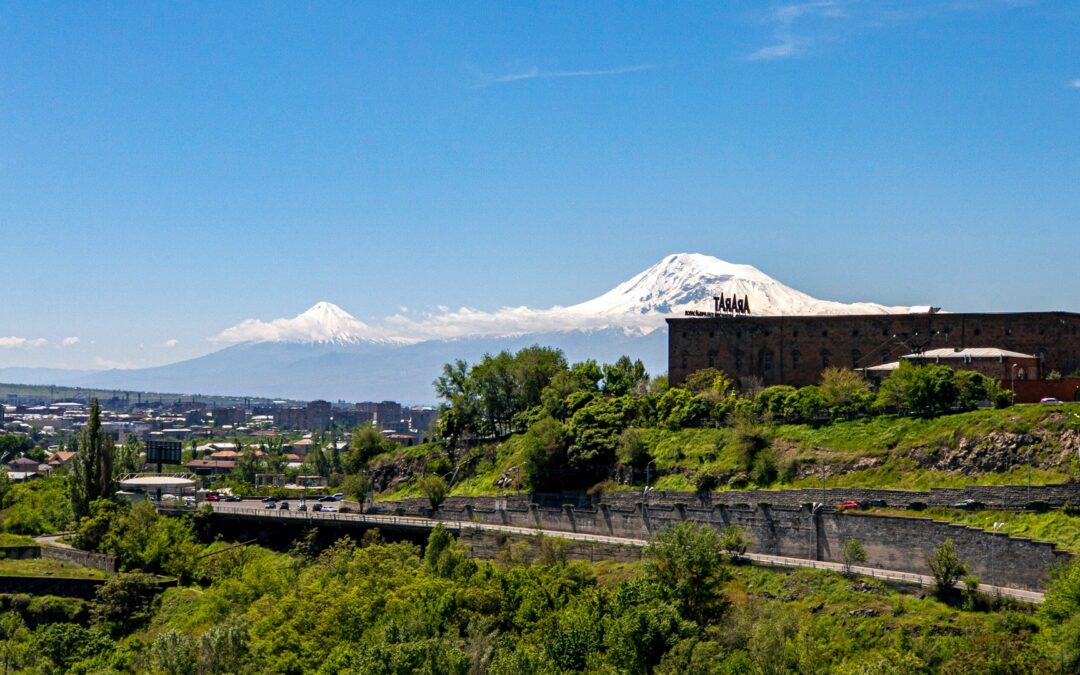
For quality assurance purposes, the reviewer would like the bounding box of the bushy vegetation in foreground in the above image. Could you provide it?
[5,517,1080,674]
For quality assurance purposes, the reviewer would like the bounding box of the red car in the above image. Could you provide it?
[205,494,219,502]
[835,501,859,510]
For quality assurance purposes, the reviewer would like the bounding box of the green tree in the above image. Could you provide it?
[602,355,649,396]
[345,424,391,472]
[520,416,570,491]
[719,525,751,561]
[927,538,968,595]
[643,523,730,625]
[841,538,867,576]
[1040,557,1080,670]
[819,367,874,418]
[683,367,734,397]
[91,572,160,636]
[417,474,449,511]
[341,472,371,505]
[70,399,114,520]
[113,433,143,476]
[617,428,651,469]
[876,362,959,417]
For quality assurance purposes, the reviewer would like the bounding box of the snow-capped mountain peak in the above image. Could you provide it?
[211,253,913,346]
[567,252,908,321]
[212,302,412,345]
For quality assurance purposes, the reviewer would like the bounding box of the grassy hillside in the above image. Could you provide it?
[371,403,1080,498]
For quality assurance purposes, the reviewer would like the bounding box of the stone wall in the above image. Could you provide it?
[40,547,118,574]
[381,482,1080,516]
[458,529,642,565]
[397,496,1070,591]
[0,545,118,574]
[0,576,105,600]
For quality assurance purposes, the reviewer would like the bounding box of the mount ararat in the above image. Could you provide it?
[2,254,913,402]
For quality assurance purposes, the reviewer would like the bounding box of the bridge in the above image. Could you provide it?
[175,502,1047,604]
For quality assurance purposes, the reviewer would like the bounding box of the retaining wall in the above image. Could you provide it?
[380,482,1080,516]
[458,530,642,565]
[0,545,118,574]
[396,498,1070,591]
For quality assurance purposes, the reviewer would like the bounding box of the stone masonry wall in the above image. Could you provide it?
[390,496,1071,591]
[382,482,1080,516]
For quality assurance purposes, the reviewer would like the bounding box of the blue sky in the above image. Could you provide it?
[1,1,1078,369]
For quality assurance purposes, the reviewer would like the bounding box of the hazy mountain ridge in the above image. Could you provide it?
[4,254,912,402]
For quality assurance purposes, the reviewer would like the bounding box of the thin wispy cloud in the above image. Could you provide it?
[476,64,656,87]
[1070,78,1080,89]
[748,0,1037,61]
[749,1,847,61]
[0,336,48,349]
[160,338,179,349]
[61,336,80,347]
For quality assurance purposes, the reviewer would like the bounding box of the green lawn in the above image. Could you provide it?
[0,556,109,579]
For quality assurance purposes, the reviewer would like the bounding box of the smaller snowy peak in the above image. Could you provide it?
[212,302,412,346]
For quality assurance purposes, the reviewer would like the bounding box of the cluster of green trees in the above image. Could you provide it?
[3,519,1068,674]
[432,346,1011,492]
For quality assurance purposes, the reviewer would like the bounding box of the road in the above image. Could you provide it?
[201,500,1046,603]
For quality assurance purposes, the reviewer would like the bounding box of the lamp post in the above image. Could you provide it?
[991,521,1005,595]
[644,459,656,503]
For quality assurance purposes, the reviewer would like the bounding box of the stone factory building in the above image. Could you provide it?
[667,311,1080,389]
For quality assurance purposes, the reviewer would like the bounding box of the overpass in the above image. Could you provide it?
[177,502,1046,604]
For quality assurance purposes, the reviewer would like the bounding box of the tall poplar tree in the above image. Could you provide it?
[70,398,115,519]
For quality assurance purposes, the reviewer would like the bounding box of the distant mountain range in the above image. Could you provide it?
[0,253,912,403]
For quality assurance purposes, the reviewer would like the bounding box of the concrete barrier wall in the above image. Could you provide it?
[417,500,1069,591]
[381,482,1080,516]
[0,576,105,600]
[0,546,41,560]
[0,545,118,574]
[40,547,118,574]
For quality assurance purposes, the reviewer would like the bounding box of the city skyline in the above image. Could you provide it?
[2,2,1078,370]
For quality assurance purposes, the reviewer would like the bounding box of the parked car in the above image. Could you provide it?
[835,501,860,510]
[182,496,196,505]
[863,499,887,508]
[297,504,307,512]
[312,503,323,512]
[264,501,276,509]
[205,494,219,502]
[321,506,336,513]
[1041,397,1062,404]
[952,499,984,510]
[224,495,242,502]
[261,496,276,503]
[331,493,344,500]
[317,495,335,502]
[278,501,290,510]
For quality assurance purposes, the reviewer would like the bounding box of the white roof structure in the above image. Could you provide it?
[119,475,197,490]
[905,348,1035,360]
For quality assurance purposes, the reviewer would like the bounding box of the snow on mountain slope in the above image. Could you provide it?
[211,302,415,345]
[566,253,909,325]
[212,254,912,345]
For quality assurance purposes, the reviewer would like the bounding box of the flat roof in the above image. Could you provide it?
[907,347,1035,359]
[119,475,196,489]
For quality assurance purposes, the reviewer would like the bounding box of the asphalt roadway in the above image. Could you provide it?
[203,500,1045,604]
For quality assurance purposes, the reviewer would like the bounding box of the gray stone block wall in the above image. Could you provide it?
[425,498,1071,591]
